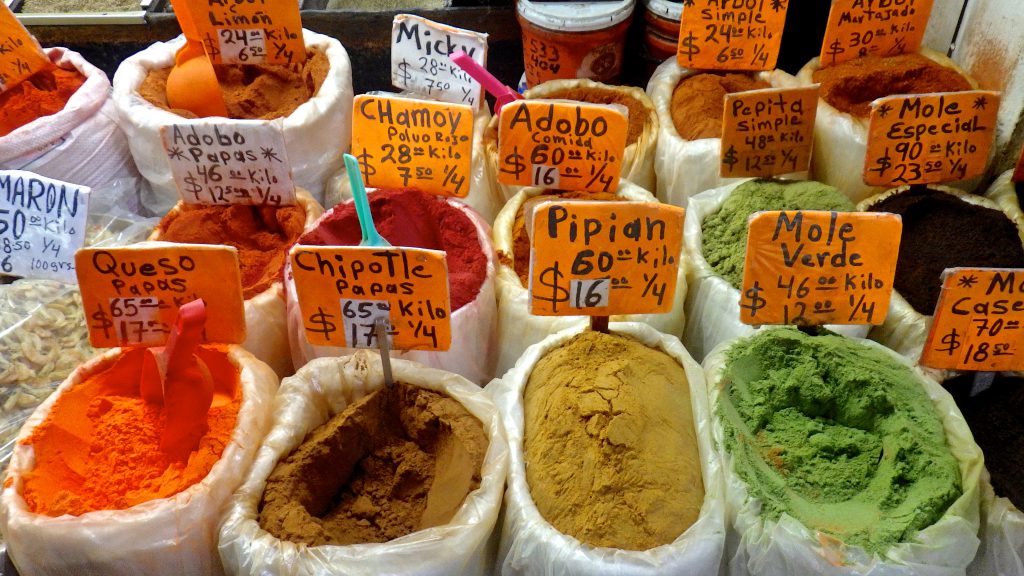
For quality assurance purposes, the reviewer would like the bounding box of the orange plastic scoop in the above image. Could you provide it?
[166,0,229,118]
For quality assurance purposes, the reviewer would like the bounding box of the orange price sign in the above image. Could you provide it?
[720,86,818,178]
[498,100,628,193]
[740,211,901,326]
[0,4,51,95]
[819,0,933,67]
[173,0,306,67]
[864,91,1000,187]
[529,201,684,316]
[289,245,451,351]
[676,0,789,71]
[75,244,246,348]
[921,268,1024,371]
[351,94,474,197]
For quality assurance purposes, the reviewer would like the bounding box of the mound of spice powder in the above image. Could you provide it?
[670,73,770,140]
[867,188,1024,315]
[20,346,241,517]
[813,53,972,118]
[299,189,488,310]
[154,204,307,300]
[0,64,86,137]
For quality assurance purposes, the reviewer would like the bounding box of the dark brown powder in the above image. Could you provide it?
[670,73,770,140]
[537,86,650,147]
[813,53,972,119]
[868,188,1024,315]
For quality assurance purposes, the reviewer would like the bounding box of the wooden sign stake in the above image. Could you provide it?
[374,317,394,389]
[591,315,609,334]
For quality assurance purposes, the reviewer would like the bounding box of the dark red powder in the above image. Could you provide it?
[299,189,487,310]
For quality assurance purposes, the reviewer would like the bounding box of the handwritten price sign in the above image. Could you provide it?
[677,0,789,71]
[864,91,1000,187]
[0,171,90,283]
[351,95,473,197]
[819,0,933,67]
[174,0,306,67]
[289,245,452,350]
[391,14,488,109]
[740,211,901,326]
[161,121,296,206]
[0,4,50,95]
[922,268,1024,371]
[720,86,818,177]
[529,201,684,316]
[498,100,627,193]
[75,245,246,347]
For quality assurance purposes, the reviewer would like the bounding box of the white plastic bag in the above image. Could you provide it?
[645,58,798,207]
[683,182,868,361]
[218,352,508,576]
[984,169,1024,242]
[148,189,324,379]
[492,180,687,375]
[112,30,354,214]
[0,47,141,193]
[285,197,498,385]
[0,345,277,576]
[703,332,983,576]
[796,50,977,204]
[970,476,1024,576]
[486,322,725,575]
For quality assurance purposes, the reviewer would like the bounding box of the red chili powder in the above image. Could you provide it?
[298,189,487,310]
[0,64,86,137]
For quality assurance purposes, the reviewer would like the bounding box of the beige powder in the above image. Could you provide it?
[524,331,704,550]
[258,382,487,546]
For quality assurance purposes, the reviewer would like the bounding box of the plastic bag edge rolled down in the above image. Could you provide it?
[111,30,354,212]
[486,321,725,575]
[702,330,983,576]
[217,351,509,576]
[0,345,277,576]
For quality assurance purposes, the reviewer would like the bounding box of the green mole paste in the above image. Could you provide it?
[868,188,1024,315]
[258,382,488,546]
[718,329,962,552]
[702,179,855,289]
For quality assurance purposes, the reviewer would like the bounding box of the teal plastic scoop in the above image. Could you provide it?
[344,153,392,247]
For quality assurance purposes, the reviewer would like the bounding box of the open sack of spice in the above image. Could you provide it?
[482,79,659,201]
[0,47,141,192]
[491,180,686,376]
[682,179,869,361]
[0,298,278,576]
[111,29,354,214]
[704,328,983,576]
[486,322,725,575]
[797,50,979,204]
[982,168,1024,235]
[645,59,798,207]
[854,185,1024,363]
[218,351,508,576]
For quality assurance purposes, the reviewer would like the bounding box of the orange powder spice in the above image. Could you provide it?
[670,73,770,140]
[21,346,241,517]
[0,64,86,137]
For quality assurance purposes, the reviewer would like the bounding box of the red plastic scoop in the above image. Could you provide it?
[449,50,523,115]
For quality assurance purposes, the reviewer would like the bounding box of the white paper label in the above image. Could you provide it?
[0,170,90,283]
[216,28,268,64]
[340,298,393,348]
[391,14,488,109]
[161,120,297,206]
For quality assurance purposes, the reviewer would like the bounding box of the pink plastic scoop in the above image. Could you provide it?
[449,50,523,115]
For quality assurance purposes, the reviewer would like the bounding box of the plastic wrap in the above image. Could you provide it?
[970,476,1024,576]
[217,352,508,576]
[486,322,725,575]
[645,58,798,207]
[703,331,983,576]
[492,180,687,375]
[112,30,354,213]
[0,346,278,576]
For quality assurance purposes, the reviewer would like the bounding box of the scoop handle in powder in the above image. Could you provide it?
[344,153,391,247]
[449,50,522,114]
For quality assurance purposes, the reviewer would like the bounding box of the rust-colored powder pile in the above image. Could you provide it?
[813,53,973,118]
[138,48,330,120]
[538,86,649,146]
[0,64,86,137]
[155,204,306,299]
[670,73,770,140]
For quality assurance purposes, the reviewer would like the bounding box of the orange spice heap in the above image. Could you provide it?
[670,73,770,140]
[0,64,86,137]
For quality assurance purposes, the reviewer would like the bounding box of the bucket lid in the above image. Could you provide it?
[643,0,681,21]
[518,0,636,33]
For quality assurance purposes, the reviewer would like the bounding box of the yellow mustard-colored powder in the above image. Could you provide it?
[523,331,704,550]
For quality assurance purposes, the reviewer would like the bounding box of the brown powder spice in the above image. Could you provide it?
[670,73,770,140]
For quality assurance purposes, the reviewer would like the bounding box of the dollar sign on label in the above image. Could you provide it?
[307,306,337,341]
[182,173,203,196]
[534,262,570,313]
[721,144,739,172]
[741,281,767,317]
[91,303,114,340]
[396,59,413,87]
[825,39,844,62]
[937,329,962,356]
[502,146,526,179]
[679,32,700,60]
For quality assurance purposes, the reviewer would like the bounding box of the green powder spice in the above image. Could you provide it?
[718,329,962,553]
[701,180,855,289]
